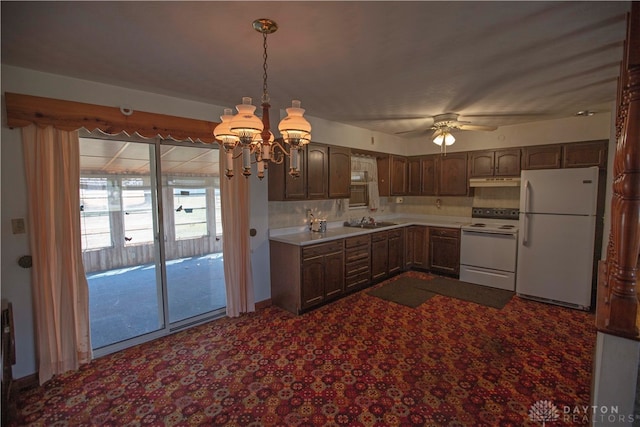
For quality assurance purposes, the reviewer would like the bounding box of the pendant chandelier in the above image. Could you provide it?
[214,18,312,179]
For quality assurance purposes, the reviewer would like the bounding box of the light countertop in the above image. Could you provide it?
[269,215,471,246]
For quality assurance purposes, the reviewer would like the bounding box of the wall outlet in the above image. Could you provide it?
[395,197,404,204]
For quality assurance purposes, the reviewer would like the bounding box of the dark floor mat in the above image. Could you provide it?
[369,275,514,309]
[367,280,436,308]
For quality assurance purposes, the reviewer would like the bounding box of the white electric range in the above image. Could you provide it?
[459,207,519,291]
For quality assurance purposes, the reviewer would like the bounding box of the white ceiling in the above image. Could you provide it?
[79,137,220,175]
[1,1,630,137]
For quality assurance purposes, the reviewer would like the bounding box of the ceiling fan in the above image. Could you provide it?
[395,113,497,153]
[396,113,498,136]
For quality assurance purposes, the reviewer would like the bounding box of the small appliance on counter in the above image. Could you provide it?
[310,218,327,233]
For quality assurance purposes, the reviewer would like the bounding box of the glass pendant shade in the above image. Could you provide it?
[214,108,239,150]
[278,100,311,145]
[230,97,264,141]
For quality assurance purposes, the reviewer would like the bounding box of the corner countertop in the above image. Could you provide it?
[269,215,471,246]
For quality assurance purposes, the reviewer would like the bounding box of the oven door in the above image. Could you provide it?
[460,229,518,290]
[460,229,518,272]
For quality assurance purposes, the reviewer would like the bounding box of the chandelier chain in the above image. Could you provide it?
[262,31,269,103]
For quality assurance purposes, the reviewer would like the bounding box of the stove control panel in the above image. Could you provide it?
[471,207,519,220]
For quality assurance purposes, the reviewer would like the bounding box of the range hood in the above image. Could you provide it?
[469,177,521,187]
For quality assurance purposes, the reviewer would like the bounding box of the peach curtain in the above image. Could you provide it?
[219,150,255,317]
[22,125,92,384]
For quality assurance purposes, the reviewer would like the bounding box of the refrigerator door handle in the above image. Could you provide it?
[522,180,530,246]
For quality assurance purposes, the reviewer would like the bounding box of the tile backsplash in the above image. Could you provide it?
[268,187,520,229]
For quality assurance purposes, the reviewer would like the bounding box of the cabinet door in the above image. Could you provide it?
[328,146,351,198]
[469,151,494,177]
[429,228,460,276]
[390,156,408,195]
[495,149,521,176]
[407,158,422,195]
[406,226,429,268]
[301,256,326,309]
[324,251,345,298]
[421,156,438,196]
[306,144,328,199]
[562,141,607,169]
[388,229,405,275]
[522,145,561,170]
[377,156,391,197]
[371,232,389,281]
[285,148,307,199]
[438,153,468,196]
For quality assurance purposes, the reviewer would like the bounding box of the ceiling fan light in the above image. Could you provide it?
[433,129,455,146]
[444,132,456,145]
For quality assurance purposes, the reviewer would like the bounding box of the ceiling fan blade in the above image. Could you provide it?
[431,128,444,138]
[342,115,433,123]
[457,124,498,131]
[394,128,431,135]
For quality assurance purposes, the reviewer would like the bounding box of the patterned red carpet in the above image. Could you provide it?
[10,272,595,426]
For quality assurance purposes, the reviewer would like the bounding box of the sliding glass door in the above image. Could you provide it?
[160,145,225,323]
[79,135,225,354]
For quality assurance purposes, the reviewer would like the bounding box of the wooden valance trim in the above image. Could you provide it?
[5,92,219,144]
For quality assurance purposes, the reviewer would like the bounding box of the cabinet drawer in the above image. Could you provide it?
[345,247,369,263]
[430,228,459,238]
[302,240,344,260]
[345,258,370,275]
[345,234,371,248]
[388,229,403,238]
[346,272,370,288]
[371,231,389,242]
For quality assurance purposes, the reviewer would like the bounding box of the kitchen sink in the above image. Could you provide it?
[344,221,397,229]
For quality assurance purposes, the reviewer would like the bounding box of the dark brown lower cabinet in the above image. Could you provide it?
[270,225,462,314]
[270,239,344,314]
[387,228,405,275]
[429,227,460,276]
[406,225,429,269]
[371,231,389,281]
[345,234,371,291]
[301,241,344,310]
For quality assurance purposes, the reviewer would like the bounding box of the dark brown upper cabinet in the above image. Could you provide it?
[268,143,329,201]
[469,149,521,177]
[377,155,408,196]
[438,153,468,196]
[328,146,351,198]
[306,144,328,199]
[521,145,562,170]
[562,140,608,169]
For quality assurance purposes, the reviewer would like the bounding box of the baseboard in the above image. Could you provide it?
[255,298,271,310]
[13,373,38,391]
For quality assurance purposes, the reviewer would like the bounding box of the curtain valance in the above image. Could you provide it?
[5,92,218,144]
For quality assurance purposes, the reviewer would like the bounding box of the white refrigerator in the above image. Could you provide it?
[516,167,599,310]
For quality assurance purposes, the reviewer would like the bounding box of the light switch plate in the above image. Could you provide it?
[11,218,26,234]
